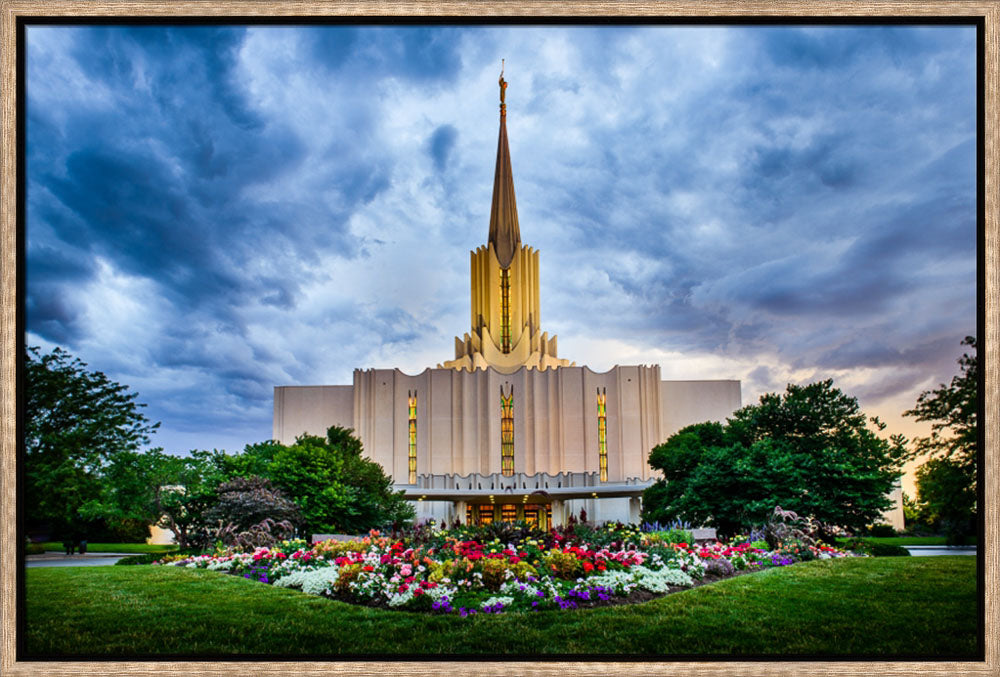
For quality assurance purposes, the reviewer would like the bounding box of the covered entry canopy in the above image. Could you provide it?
[395,470,653,502]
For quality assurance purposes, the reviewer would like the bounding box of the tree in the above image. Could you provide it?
[25,346,160,539]
[913,457,976,542]
[642,380,907,539]
[904,337,978,542]
[263,427,414,535]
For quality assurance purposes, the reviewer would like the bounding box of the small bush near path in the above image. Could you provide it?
[24,557,977,657]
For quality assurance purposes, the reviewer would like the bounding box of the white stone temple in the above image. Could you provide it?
[273,71,742,527]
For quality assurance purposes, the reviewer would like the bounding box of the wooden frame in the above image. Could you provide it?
[1,2,996,675]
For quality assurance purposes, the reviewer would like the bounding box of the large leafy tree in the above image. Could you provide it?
[903,336,978,541]
[94,447,225,549]
[24,346,160,539]
[642,380,906,539]
[264,427,414,535]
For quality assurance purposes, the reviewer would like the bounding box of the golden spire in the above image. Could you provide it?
[488,59,520,269]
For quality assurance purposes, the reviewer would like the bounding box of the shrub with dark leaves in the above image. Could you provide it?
[703,558,735,578]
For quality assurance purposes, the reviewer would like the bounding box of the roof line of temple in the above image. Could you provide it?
[487,60,521,269]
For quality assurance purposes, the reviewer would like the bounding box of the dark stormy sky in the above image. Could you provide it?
[25,25,977,486]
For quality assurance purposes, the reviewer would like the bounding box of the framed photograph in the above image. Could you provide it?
[3,2,994,675]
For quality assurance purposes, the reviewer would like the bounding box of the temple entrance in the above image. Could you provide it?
[466,502,552,529]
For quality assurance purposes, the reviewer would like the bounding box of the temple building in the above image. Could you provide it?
[273,71,742,527]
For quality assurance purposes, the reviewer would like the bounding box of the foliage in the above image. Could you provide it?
[867,523,897,538]
[24,346,160,540]
[914,457,977,544]
[204,476,301,535]
[642,380,906,538]
[151,450,227,549]
[212,517,298,551]
[204,426,415,536]
[904,337,978,543]
[904,336,978,471]
[760,506,818,551]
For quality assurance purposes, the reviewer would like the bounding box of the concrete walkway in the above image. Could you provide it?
[25,552,137,567]
[903,545,976,557]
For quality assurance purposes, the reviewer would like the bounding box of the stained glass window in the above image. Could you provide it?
[500,268,511,353]
[523,505,539,525]
[408,391,417,484]
[479,504,496,525]
[466,505,473,525]
[597,387,608,482]
[501,385,514,476]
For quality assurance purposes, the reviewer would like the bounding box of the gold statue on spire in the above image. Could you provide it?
[499,59,507,106]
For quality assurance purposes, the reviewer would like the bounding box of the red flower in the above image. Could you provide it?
[362,565,374,572]
[413,588,424,596]
[582,562,594,572]
[398,584,409,593]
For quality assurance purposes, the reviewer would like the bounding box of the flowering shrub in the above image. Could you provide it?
[157,523,861,615]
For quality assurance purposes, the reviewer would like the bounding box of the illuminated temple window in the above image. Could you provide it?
[501,504,517,522]
[407,390,417,484]
[500,268,512,353]
[479,505,496,525]
[597,387,608,482]
[501,385,514,475]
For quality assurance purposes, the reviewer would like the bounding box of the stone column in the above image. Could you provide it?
[550,500,566,527]
[629,496,642,524]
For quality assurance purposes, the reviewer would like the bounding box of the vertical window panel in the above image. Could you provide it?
[408,391,417,484]
[501,385,514,476]
[597,387,608,482]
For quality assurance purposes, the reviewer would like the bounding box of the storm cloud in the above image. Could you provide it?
[25,24,977,455]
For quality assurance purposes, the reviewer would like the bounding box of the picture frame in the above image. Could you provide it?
[2,2,995,675]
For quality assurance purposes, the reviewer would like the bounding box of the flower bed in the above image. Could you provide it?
[156,526,859,616]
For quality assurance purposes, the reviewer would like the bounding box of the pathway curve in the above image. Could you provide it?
[25,552,135,568]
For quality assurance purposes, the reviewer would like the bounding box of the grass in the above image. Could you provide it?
[24,557,978,657]
[37,542,180,554]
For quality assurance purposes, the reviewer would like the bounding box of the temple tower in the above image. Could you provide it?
[440,65,574,374]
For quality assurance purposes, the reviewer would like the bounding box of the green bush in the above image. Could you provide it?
[114,547,200,566]
[868,523,897,538]
[25,541,45,555]
[115,553,162,566]
[868,543,911,557]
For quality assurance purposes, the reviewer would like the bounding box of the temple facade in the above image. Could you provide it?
[273,71,742,527]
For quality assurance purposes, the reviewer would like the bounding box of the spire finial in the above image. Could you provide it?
[489,58,520,269]
[499,59,507,112]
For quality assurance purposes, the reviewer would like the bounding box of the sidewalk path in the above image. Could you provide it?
[903,545,977,557]
[25,552,136,568]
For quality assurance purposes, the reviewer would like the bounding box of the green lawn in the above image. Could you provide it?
[24,557,978,657]
[38,542,180,554]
